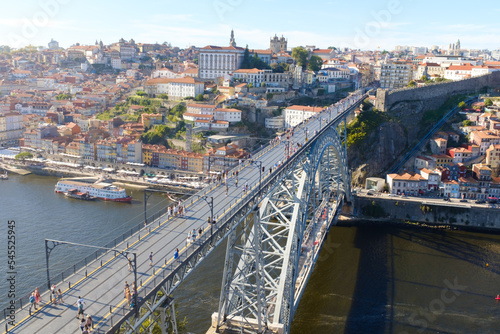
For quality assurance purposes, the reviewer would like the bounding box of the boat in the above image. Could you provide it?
[0,172,7,180]
[64,189,96,201]
[55,179,132,203]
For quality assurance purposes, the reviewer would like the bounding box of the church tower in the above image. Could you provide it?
[230,30,236,47]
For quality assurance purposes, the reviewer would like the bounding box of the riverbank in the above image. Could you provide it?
[1,160,198,194]
[349,195,500,232]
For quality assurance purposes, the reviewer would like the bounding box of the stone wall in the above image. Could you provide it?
[355,196,499,229]
[375,71,500,112]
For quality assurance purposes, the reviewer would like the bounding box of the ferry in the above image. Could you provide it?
[55,180,132,203]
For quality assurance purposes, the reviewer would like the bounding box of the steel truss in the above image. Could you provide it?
[215,126,351,334]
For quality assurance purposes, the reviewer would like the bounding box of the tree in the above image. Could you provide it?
[15,152,33,161]
[240,45,251,69]
[292,46,308,68]
[194,94,204,101]
[458,101,467,110]
[308,55,323,72]
[408,80,416,87]
[462,120,473,127]
[158,94,168,100]
[136,91,147,97]
[485,98,493,107]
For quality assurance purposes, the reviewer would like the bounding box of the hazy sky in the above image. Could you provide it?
[1,0,499,50]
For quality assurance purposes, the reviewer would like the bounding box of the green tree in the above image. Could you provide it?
[408,80,416,87]
[308,55,323,72]
[15,152,33,161]
[484,98,493,107]
[458,101,467,110]
[240,45,251,69]
[56,93,72,100]
[291,46,308,68]
[462,120,473,127]
[158,94,168,100]
[136,91,147,97]
[194,94,204,101]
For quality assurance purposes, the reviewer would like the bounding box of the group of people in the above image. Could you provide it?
[186,227,204,245]
[123,281,137,309]
[167,203,185,218]
[29,286,64,314]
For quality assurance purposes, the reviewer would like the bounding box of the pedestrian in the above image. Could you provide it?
[245,181,248,193]
[198,227,203,238]
[86,314,94,330]
[80,318,86,332]
[186,232,192,245]
[226,184,228,196]
[236,170,239,180]
[29,292,37,315]
[34,287,41,304]
[174,248,179,262]
[58,288,63,304]
[76,296,85,320]
[192,228,197,241]
[51,285,57,304]
[235,178,238,187]
[242,184,246,195]
[149,252,153,266]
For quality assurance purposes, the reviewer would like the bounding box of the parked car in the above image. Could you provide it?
[443,198,450,202]
[367,192,374,196]
[475,200,486,204]
[389,194,398,197]
[460,199,468,203]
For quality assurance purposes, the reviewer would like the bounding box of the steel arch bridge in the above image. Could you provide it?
[213,123,351,334]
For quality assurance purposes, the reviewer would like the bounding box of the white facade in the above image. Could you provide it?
[0,112,24,147]
[198,45,245,80]
[283,105,325,128]
[214,108,242,123]
[144,77,204,99]
[380,62,412,89]
[265,116,284,130]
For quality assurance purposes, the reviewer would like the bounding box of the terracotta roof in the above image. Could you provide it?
[286,105,325,113]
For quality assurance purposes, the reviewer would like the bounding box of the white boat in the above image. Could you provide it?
[1,172,7,180]
[55,180,132,202]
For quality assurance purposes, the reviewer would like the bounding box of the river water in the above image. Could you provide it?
[2,173,500,333]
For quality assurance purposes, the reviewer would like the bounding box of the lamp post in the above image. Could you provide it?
[44,239,138,315]
[191,195,214,236]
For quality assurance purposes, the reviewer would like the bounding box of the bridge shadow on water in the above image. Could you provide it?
[344,226,391,334]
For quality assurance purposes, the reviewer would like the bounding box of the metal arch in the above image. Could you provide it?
[214,122,352,334]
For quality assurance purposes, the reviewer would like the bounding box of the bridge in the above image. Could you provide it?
[3,91,366,334]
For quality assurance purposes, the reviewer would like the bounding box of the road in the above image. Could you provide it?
[3,94,362,334]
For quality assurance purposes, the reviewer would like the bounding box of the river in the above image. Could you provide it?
[2,173,500,333]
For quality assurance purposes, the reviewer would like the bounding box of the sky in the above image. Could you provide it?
[0,0,499,51]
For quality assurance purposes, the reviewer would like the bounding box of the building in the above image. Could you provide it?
[198,33,245,80]
[386,172,427,196]
[265,116,284,130]
[469,131,500,155]
[141,113,163,129]
[270,35,287,55]
[0,112,24,147]
[442,180,460,198]
[283,105,325,128]
[379,61,412,89]
[486,144,500,169]
[430,137,447,155]
[419,168,440,191]
[144,77,205,100]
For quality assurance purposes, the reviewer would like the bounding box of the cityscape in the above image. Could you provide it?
[1,1,500,334]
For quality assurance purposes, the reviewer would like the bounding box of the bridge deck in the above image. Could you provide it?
[3,94,363,334]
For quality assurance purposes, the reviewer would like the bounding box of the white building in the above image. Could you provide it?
[265,116,284,130]
[198,45,245,80]
[283,105,325,128]
[0,112,24,147]
[232,68,265,86]
[144,77,204,100]
[214,108,242,123]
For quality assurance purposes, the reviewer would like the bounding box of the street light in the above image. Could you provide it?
[191,195,214,236]
[44,239,138,315]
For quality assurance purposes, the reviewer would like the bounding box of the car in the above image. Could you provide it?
[475,200,486,204]
[400,195,407,198]
[443,198,450,202]
[389,194,398,197]
[366,192,374,196]
[460,199,468,203]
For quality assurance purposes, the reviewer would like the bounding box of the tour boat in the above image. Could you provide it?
[0,172,7,180]
[55,180,132,202]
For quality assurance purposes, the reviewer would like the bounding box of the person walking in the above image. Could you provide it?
[76,296,85,320]
[149,252,153,266]
[51,285,58,304]
[86,314,94,330]
[34,287,41,304]
[58,288,63,304]
[29,292,37,315]
[174,248,179,262]
[79,318,86,332]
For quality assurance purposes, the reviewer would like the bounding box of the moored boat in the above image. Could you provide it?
[55,179,132,202]
[64,189,96,201]
[0,172,7,180]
